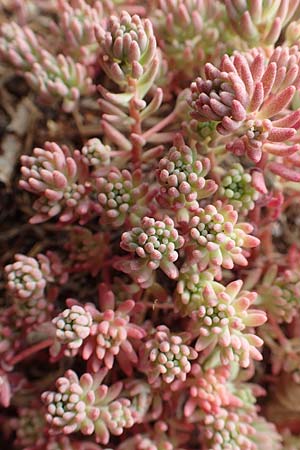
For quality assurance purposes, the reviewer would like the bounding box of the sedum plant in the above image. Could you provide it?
[218,163,260,215]
[225,0,300,49]
[139,324,198,385]
[41,369,135,444]
[50,287,145,375]
[1,1,300,449]
[156,133,218,221]
[96,10,159,99]
[118,215,185,287]
[150,0,229,77]
[189,47,300,170]
[0,22,94,111]
[185,200,260,270]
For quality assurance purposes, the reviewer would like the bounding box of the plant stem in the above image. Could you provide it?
[142,111,177,141]
[129,80,142,169]
[9,339,53,366]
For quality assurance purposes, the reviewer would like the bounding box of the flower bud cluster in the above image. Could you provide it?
[5,254,50,300]
[257,263,300,323]
[200,406,256,450]
[51,292,145,375]
[175,266,221,316]
[52,305,93,356]
[56,0,104,63]
[81,138,111,173]
[183,364,233,416]
[189,279,266,368]
[97,168,149,227]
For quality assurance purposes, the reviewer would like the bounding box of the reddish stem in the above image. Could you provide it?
[283,193,300,211]
[80,444,104,450]
[142,111,177,140]
[128,79,143,169]
[130,103,142,167]
[9,339,53,366]
[144,301,174,310]
[259,227,274,256]
[249,203,261,227]
[269,316,287,345]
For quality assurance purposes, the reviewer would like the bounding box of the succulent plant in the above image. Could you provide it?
[219,163,260,214]
[185,201,260,270]
[96,11,159,99]
[151,0,228,76]
[191,279,267,368]
[225,0,300,47]
[20,142,100,224]
[0,22,94,111]
[256,263,300,323]
[2,2,300,449]
[140,325,197,384]
[189,48,300,169]
[51,305,93,357]
[5,254,51,300]
[42,369,135,444]
[119,216,184,287]
[156,134,217,218]
[80,138,111,174]
[175,265,221,316]
[51,290,145,375]
[5,253,65,328]
[55,0,104,63]
[200,406,257,450]
[183,364,234,416]
[97,168,149,227]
